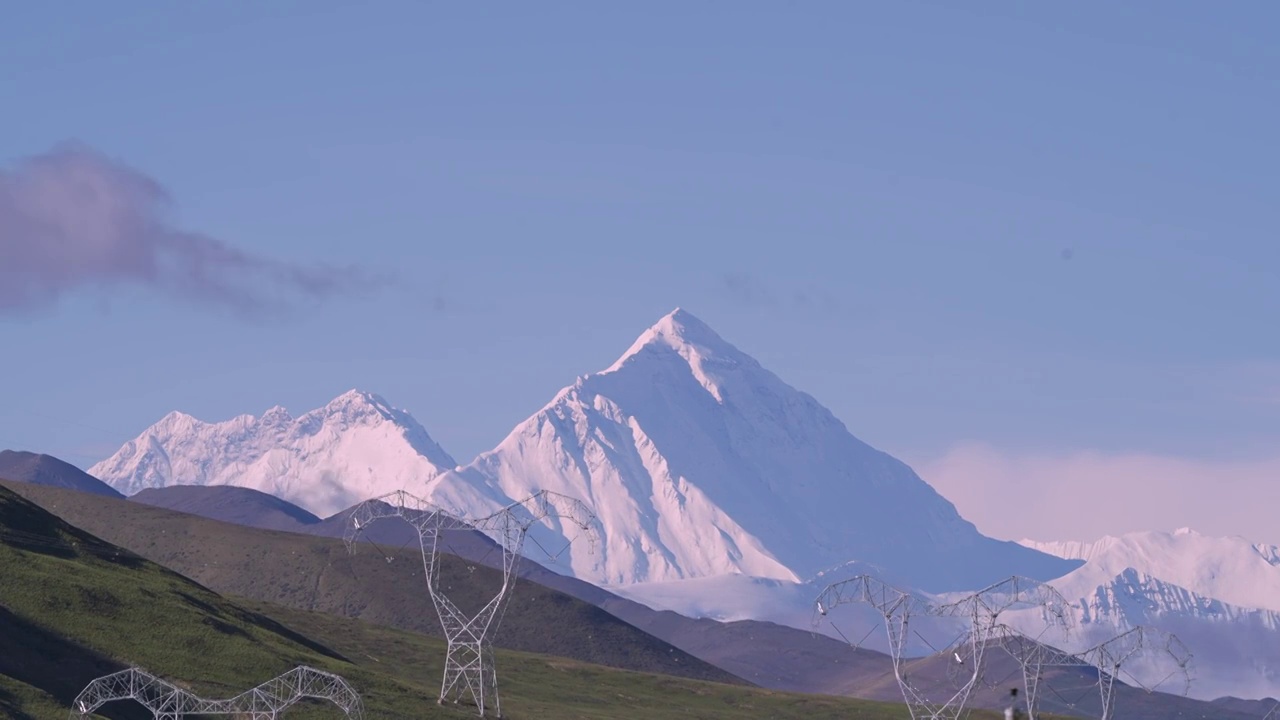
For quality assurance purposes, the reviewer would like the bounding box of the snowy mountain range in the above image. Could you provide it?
[445,309,1076,590]
[90,390,456,516]
[87,308,1280,700]
[1007,532,1280,699]
[93,309,1074,592]
[1021,529,1280,614]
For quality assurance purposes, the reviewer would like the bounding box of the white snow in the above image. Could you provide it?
[1024,567,1280,701]
[1021,529,1280,614]
[85,308,1280,700]
[431,308,1075,590]
[612,574,820,627]
[90,390,457,517]
[996,530,1280,699]
[615,562,1280,701]
[90,310,1076,590]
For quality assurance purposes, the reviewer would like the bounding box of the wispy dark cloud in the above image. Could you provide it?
[720,272,838,311]
[0,143,379,315]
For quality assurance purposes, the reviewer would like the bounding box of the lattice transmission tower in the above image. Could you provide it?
[344,489,597,717]
[984,623,1097,720]
[815,574,1073,720]
[813,574,939,719]
[70,665,363,720]
[932,576,1074,719]
[1076,625,1193,720]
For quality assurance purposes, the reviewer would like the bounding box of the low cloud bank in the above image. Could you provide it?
[915,442,1280,545]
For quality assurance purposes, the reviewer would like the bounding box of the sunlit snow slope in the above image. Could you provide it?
[438,308,1077,590]
[1021,529,1280,614]
[91,390,456,516]
[90,309,1075,591]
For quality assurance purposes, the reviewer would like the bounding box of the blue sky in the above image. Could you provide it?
[2,2,1277,542]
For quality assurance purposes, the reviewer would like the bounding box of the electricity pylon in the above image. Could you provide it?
[70,665,363,720]
[345,489,597,717]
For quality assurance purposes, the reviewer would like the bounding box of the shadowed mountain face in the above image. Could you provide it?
[1213,697,1280,716]
[90,390,457,515]
[0,450,122,498]
[128,484,538,584]
[131,485,321,530]
[2,480,739,686]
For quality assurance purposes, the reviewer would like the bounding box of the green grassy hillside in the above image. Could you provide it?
[0,484,434,719]
[0,482,1032,719]
[0,479,737,686]
[240,598,934,720]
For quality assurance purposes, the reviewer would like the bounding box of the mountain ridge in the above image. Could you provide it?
[78,308,1280,699]
[90,389,457,515]
[131,484,323,530]
[1,478,742,687]
[436,308,1078,590]
[89,309,1077,592]
[1021,529,1280,615]
[0,449,123,498]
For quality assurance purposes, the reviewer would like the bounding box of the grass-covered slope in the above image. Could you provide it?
[241,598,1038,720]
[0,481,1039,719]
[129,483,901,697]
[0,480,737,685]
[0,483,437,719]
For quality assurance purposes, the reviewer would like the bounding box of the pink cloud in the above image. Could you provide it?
[913,442,1280,545]
[0,142,376,315]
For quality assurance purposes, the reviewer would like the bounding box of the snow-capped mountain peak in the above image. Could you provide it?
[318,388,395,421]
[1057,567,1279,626]
[150,409,206,434]
[1021,530,1280,615]
[437,309,1077,590]
[91,312,1074,592]
[260,405,293,424]
[90,389,456,516]
[604,308,751,403]
[83,312,1280,701]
